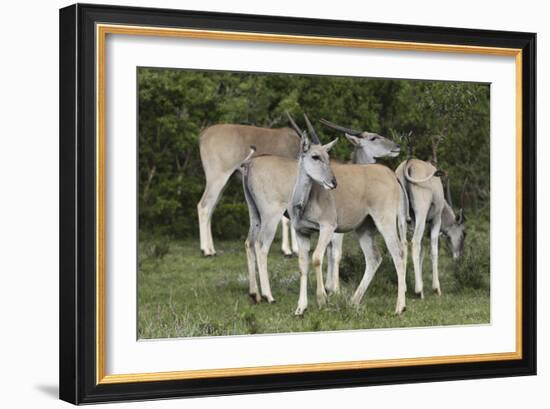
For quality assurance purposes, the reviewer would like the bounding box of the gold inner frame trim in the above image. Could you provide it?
[95,23,523,385]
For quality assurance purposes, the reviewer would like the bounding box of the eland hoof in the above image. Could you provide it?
[249,293,261,304]
[395,305,407,315]
[433,288,442,296]
[294,306,307,316]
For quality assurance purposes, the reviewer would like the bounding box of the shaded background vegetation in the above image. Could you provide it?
[138,67,490,240]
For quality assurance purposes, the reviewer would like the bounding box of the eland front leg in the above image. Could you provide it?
[280,216,293,257]
[430,216,442,296]
[311,225,335,307]
[325,233,344,294]
[295,232,311,316]
[290,223,299,255]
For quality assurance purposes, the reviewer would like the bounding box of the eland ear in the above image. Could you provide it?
[456,208,464,224]
[344,133,361,146]
[301,133,311,152]
[323,138,338,152]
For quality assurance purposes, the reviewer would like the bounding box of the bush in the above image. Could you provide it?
[451,242,489,291]
[140,239,171,263]
[450,216,490,291]
[212,202,250,239]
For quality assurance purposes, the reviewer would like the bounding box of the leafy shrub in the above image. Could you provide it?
[212,202,250,239]
[140,239,170,262]
[450,223,490,291]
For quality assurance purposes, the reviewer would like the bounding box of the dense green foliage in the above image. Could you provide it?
[138,68,490,239]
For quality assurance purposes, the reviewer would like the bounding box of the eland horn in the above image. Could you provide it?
[286,111,304,138]
[320,119,362,136]
[304,113,321,144]
[445,178,454,208]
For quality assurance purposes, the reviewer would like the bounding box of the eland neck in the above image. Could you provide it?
[440,201,457,233]
[290,157,314,227]
[353,147,376,164]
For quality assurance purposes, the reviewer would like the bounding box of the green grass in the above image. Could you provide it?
[138,224,490,339]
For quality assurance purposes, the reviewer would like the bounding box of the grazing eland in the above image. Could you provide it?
[241,114,408,315]
[395,158,466,298]
[197,124,301,256]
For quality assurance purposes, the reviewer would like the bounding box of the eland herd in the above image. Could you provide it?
[197,113,466,316]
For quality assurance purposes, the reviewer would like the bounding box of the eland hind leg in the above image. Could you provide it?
[245,237,261,303]
[197,170,233,256]
[411,210,428,298]
[254,211,282,303]
[351,225,382,306]
[244,217,261,303]
[375,216,407,314]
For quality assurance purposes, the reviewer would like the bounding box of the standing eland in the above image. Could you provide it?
[241,114,408,315]
[395,158,466,298]
[319,119,406,294]
[197,124,301,256]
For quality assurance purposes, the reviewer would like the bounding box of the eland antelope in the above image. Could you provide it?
[395,159,466,298]
[197,124,301,256]
[242,114,408,315]
[319,119,405,294]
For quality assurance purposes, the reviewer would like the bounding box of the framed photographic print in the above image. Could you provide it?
[59,3,536,404]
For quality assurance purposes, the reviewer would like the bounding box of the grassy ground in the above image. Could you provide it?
[138,224,490,339]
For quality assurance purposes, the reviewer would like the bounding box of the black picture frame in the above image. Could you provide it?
[59,3,536,405]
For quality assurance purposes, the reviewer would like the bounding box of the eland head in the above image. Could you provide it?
[443,178,467,260]
[320,119,400,163]
[287,113,338,190]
